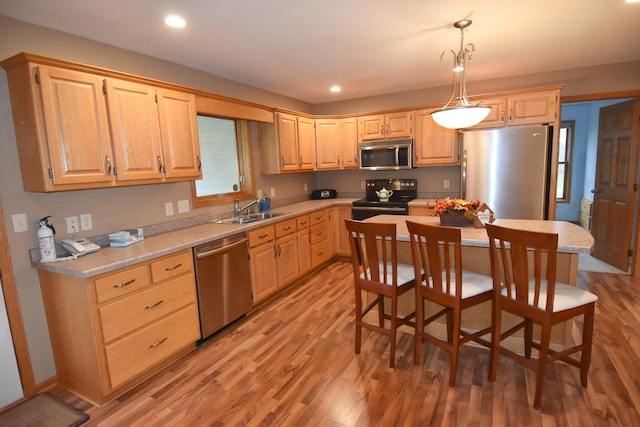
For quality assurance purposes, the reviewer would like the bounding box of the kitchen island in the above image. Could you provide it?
[363,215,595,350]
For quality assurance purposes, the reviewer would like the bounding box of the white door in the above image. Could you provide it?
[0,277,23,407]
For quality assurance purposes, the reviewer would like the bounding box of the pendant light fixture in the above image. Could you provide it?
[431,19,491,129]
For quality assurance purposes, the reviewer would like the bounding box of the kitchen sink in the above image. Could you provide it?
[213,212,285,224]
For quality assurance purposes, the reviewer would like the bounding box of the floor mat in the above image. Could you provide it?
[0,393,88,427]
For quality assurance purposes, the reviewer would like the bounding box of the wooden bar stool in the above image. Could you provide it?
[485,223,598,409]
[406,221,494,386]
[344,219,416,368]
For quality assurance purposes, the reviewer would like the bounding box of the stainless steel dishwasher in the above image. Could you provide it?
[193,232,253,341]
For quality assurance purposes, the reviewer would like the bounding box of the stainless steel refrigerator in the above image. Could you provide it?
[461,124,551,220]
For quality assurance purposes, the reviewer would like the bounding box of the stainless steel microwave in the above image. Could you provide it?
[358,139,413,171]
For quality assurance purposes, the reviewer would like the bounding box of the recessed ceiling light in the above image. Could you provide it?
[165,15,186,28]
[330,85,341,93]
[626,0,640,3]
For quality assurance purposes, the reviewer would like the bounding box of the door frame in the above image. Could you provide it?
[0,199,35,403]
[562,89,640,277]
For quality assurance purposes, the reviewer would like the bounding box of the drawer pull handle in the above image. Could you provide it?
[164,263,182,271]
[149,337,168,348]
[258,233,269,239]
[316,232,322,236]
[144,299,164,310]
[299,221,307,225]
[113,279,136,289]
[283,226,291,231]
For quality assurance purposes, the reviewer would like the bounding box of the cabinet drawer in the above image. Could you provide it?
[275,218,297,238]
[309,210,326,226]
[310,223,328,244]
[94,265,151,304]
[150,250,194,283]
[105,305,199,388]
[248,225,275,248]
[311,240,330,267]
[99,274,197,343]
[296,214,310,229]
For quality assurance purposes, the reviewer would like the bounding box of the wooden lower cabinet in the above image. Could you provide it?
[330,206,351,256]
[37,249,199,406]
[296,214,312,276]
[248,224,279,302]
[309,210,330,267]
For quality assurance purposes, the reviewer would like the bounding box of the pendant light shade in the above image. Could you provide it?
[430,20,490,129]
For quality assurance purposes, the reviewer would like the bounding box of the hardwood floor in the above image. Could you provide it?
[48,259,640,426]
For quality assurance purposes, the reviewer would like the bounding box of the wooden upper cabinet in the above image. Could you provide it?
[340,118,359,169]
[470,89,559,129]
[1,53,203,191]
[507,91,558,126]
[414,109,459,166]
[315,117,359,171]
[104,78,164,181]
[315,119,340,170]
[358,111,413,141]
[296,116,316,171]
[259,112,316,174]
[36,65,114,187]
[156,88,201,179]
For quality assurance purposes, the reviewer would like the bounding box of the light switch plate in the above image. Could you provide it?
[165,202,174,216]
[12,213,28,233]
[80,213,93,231]
[177,199,189,213]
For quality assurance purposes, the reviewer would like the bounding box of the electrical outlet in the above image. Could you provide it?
[80,213,92,231]
[66,216,79,234]
[257,189,262,199]
[165,202,174,216]
[11,213,28,233]
[304,183,308,192]
[443,179,450,189]
[361,181,366,190]
[270,188,276,198]
[178,199,190,213]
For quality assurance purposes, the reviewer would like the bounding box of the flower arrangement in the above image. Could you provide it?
[433,197,481,220]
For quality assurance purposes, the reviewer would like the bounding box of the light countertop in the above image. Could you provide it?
[364,215,594,254]
[33,198,357,279]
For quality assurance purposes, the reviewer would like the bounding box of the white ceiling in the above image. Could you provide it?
[1,0,639,104]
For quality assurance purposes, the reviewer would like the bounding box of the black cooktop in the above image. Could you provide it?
[352,178,418,207]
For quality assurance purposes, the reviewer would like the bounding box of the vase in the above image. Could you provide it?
[439,211,474,227]
[260,200,271,212]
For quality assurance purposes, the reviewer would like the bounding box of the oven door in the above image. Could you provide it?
[351,205,408,220]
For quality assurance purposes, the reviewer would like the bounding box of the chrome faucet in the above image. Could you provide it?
[234,198,260,219]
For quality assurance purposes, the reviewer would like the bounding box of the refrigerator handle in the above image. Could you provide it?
[461,149,467,200]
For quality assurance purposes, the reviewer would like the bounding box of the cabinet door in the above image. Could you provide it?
[414,110,459,166]
[250,243,278,302]
[156,88,202,179]
[277,233,299,287]
[104,79,165,181]
[333,206,351,256]
[385,111,413,139]
[297,227,312,276]
[358,114,385,140]
[469,97,507,129]
[37,66,113,185]
[340,118,359,169]
[297,116,316,171]
[507,91,557,126]
[315,119,340,170]
[275,112,299,172]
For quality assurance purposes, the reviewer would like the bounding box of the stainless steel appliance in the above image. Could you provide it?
[352,178,417,220]
[461,124,551,220]
[193,232,253,341]
[358,139,413,170]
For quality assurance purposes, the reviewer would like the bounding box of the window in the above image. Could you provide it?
[191,115,255,208]
[556,121,574,202]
